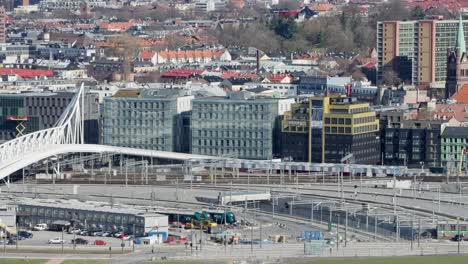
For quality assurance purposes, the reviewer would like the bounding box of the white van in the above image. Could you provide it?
[33,223,48,231]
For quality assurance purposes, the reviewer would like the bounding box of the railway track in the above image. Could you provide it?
[2,186,394,242]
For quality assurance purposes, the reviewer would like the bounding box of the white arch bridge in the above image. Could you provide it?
[0,85,407,181]
[0,85,212,181]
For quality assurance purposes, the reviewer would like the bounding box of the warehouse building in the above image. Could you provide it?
[15,198,168,237]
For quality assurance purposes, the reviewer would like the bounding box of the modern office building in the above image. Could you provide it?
[15,198,168,237]
[377,18,468,86]
[0,90,100,143]
[281,95,379,164]
[281,96,330,163]
[298,76,377,103]
[191,91,294,159]
[441,126,468,173]
[379,110,442,168]
[102,89,193,152]
[323,97,380,164]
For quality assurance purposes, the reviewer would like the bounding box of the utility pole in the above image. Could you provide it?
[61,227,64,254]
[250,222,253,254]
[260,223,262,248]
[336,214,339,251]
[457,217,461,254]
[374,216,377,241]
[345,210,348,247]
[15,222,18,250]
[411,215,414,251]
[199,221,202,251]
[418,218,421,248]
[132,223,136,252]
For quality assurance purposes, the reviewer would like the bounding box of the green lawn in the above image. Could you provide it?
[290,255,468,264]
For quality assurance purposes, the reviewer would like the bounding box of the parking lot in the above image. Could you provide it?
[7,230,134,249]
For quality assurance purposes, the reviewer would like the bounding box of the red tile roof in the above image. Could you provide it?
[405,0,468,11]
[266,74,292,83]
[140,51,156,60]
[100,21,134,32]
[161,69,204,78]
[453,84,468,103]
[432,104,468,122]
[158,50,224,60]
[309,3,333,12]
[0,68,54,79]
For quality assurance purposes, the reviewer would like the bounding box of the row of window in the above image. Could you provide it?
[193,148,268,158]
[193,103,268,112]
[193,112,268,120]
[193,130,267,138]
[193,139,266,148]
[18,206,143,224]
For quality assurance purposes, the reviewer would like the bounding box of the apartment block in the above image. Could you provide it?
[377,18,468,86]
[0,6,5,43]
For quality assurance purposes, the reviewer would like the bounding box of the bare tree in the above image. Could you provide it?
[382,70,401,86]
[276,0,301,10]
[112,34,139,81]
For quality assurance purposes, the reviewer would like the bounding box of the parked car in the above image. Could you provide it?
[117,234,129,239]
[71,238,89,245]
[8,235,26,241]
[48,238,66,244]
[93,231,104,236]
[101,232,111,237]
[33,223,48,231]
[18,231,33,239]
[68,229,81,234]
[114,232,124,238]
[94,240,107,245]
[79,230,90,236]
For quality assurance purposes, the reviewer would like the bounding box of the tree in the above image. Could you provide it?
[382,70,401,86]
[212,22,282,52]
[112,34,140,81]
[276,0,301,10]
[410,6,426,20]
[425,6,456,19]
[270,17,298,40]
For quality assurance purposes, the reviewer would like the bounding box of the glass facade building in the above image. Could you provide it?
[102,89,192,152]
[0,91,99,143]
[191,91,293,159]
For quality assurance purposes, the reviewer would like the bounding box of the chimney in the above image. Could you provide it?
[256,49,260,73]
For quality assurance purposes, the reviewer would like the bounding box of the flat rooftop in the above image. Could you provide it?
[10,197,164,217]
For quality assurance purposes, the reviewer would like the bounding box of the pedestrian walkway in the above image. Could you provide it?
[45,259,63,264]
